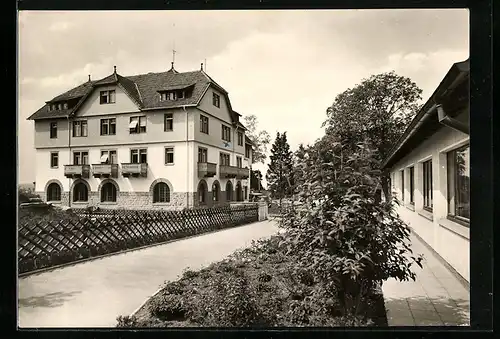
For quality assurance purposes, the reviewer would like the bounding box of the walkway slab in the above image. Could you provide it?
[382,233,470,326]
[18,220,279,328]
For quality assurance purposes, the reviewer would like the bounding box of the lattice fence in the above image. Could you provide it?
[18,204,259,274]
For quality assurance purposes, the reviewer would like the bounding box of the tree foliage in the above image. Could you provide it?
[279,135,423,317]
[250,169,265,191]
[323,71,422,199]
[266,132,295,201]
[243,115,271,164]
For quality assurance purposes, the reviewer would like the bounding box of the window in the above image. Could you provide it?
[220,152,230,166]
[153,182,170,203]
[447,145,470,223]
[50,122,57,139]
[164,113,173,131]
[198,181,207,204]
[131,148,147,163]
[100,150,117,164]
[73,183,88,202]
[238,132,243,146]
[198,147,208,163]
[200,115,209,134]
[423,160,433,211]
[101,182,117,202]
[160,91,183,101]
[100,118,116,135]
[73,151,89,165]
[50,152,58,168]
[129,116,146,134]
[237,156,242,168]
[222,125,231,142]
[400,170,404,202]
[47,183,61,202]
[73,120,88,137]
[100,90,116,104]
[409,166,414,205]
[213,92,220,108]
[63,102,68,109]
[57,103,62,110]
[245,145,251,158]
[212,182,220,202]
[165,147,174,165]
[226,181,233,201]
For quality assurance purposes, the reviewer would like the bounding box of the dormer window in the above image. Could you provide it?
[100,90,116,104]
[63,102,68,109]
[160,90,185,101]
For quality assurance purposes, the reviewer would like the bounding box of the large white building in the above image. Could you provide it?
[383,59,470,283]
[28,63,254,210]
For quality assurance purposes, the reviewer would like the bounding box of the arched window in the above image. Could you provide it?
[73,182,88,202]
[226,181,233,202]
[212,181,220,202]
[198,181,207,205]
[236,181,243,202]
[101,182,117,202]
[153,182,170,203]
[47,183,61,202]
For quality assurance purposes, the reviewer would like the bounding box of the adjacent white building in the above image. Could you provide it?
[28,63,254,210]
[383,59,470,283]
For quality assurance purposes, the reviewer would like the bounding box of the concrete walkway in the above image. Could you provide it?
[382,233,470,326]
[18,220,279,328]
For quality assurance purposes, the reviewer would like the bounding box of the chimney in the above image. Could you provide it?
[113,65,117,74]
[201,63,204,71]
[88,74,91,82]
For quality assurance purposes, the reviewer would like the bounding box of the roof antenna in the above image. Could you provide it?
[204,58,207,72]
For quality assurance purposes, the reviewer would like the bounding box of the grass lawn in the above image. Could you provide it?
[117,234,388,327]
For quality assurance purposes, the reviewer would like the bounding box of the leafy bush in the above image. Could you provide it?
[280,137,423,317]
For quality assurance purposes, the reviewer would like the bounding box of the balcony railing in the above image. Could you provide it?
[92,164,119,178]
[220,165,239,178]
[198,162,217,178]
[64,164,90,179]
[121,163,148,177]
[236,167,250,179]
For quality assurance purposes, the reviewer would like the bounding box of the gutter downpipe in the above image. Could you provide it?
[383,103,438,168]
[183,106,189,209]
[437,105,470,135]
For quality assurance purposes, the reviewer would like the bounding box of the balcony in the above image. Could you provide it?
[219,165,239,178]
[64,164,90,179]
[198,162,217,178]
[92,164,119,178]
[236,167,250,179]
[121,163,148,178]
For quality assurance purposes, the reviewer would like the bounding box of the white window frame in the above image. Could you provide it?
[164,147,175,165]
[50,152,59,168]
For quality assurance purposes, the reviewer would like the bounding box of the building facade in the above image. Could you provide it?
[383,59,470,282]
[28,64,254,210]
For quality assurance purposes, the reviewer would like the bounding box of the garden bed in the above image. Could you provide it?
[117,234,388,327]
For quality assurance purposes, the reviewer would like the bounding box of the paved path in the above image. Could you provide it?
[382,233,470,326]
[18,220,279,328]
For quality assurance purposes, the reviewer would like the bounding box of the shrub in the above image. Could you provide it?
[280,138,423,317]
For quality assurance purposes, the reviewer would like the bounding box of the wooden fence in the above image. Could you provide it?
[18,204,259,274]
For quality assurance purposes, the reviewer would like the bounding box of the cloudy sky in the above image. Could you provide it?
[18,9,469,185]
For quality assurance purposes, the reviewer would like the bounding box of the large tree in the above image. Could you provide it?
[323,71,422,200]
[266,132,294,204]
[243,115,271,164]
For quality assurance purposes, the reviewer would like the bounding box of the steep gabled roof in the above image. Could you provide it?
[27,67,241,123]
